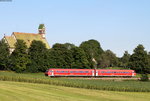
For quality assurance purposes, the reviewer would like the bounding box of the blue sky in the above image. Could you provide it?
[0,0,150,57]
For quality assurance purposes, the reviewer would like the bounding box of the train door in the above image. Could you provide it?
[51,70,54,76]
[132,71,134,77]
[92,70,95,76]
[96,70,98,76]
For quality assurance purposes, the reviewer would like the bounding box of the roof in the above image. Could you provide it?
[49,69,95,71]
[38,24,45,29]
[4,36,16,48]
[13,32,50,49]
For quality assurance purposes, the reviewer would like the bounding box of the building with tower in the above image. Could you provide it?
[2,24,50,53]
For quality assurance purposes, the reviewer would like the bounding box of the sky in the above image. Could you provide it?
[0,0,150,57]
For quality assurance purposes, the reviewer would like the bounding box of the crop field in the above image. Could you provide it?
[0,81,150,101]
[0,71,150,92]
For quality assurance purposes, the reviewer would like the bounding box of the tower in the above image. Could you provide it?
[38,24,45,38]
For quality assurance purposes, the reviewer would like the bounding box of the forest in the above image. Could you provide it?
[0,39,150,75]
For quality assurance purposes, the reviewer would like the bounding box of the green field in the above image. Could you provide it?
[0,71,150,92]
[0,81,150,101]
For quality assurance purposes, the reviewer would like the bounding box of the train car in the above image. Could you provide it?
[95,69,136,77]
[45,68,95,77]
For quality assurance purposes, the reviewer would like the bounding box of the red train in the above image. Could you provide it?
[45,68,136,77]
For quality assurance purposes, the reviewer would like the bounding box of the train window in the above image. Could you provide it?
[70,71,75,73]
[101,71,105,73]
[85,71,88,73]
[61,71,68,73]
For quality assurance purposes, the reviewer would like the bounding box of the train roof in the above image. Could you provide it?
[96,69,134,71]
[48,68,94,70]
[48,68,135,71]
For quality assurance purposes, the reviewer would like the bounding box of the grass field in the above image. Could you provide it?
[0,81,150,101]
[0,71,150,92]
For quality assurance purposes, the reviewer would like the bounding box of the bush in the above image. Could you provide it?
[140,74,149,81]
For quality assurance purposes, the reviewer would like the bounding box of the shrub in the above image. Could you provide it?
[140,74,149,81]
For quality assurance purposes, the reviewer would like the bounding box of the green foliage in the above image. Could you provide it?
[1,37,150,74]
[119,51,130,68]
[48,43,90,69]
[140,74,149,81]
[97,52,110,68]
[128,44,150,73]
[0,40,9,70]
[63,43,76,50]
[48,43,73,68]
[98,50,118,68]
[27,40,48,72]
[71,47,90,68]
[10,40,30,73]
[80,39,103,68]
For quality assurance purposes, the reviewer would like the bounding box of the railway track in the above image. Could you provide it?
[84,77,140,80]
[55,77,141,80]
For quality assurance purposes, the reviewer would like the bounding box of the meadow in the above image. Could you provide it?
[0,81,150,101]
[0,71,150,92]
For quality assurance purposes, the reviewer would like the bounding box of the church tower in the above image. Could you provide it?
[38,24,45,38]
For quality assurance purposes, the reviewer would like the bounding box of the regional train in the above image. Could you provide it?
[45,68,136,77]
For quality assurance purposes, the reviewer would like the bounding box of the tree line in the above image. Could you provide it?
[0,39,150,74]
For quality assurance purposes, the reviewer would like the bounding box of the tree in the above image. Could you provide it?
[97,52,110,68]
[128,44,150,73]
[63,43,76,50]
[27,40,48,72]
[71,47,90,69]
[0,40,9,70]
[120,51,130,68]
[48,43,73,69]
[80,39,103,68]
[97,50,118,68]
[10,40,30,73]
[48,43,90,69]
[105,50,118,67]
